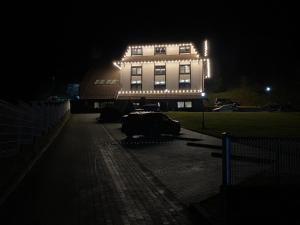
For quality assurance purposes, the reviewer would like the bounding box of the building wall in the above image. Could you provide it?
[120,64,131,90]
[120,61,203,92]
[190,60,203,90]
[166,62,178,90]
[143,63,154,90]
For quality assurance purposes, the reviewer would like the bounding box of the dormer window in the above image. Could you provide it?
[179,45,191,54]
[154,47,166,55]
[131,47,143,55]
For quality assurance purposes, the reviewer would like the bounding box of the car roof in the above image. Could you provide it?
[130,111,161,114]
[129,111,163,115]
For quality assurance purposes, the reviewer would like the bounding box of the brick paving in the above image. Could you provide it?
[82,129,192,225]
[104,123,222,204]
[1,114,193,225]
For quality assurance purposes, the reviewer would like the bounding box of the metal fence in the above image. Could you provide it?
[0,99,70,158]
[222,133,300,186]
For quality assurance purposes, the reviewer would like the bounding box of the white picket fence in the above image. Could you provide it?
[0,99,70,158]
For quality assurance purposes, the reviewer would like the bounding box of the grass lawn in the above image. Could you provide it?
[165,112,300,138]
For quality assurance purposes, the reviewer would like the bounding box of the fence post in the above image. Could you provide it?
[222,132,232,186]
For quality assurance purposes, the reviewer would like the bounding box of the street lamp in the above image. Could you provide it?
[201,92,206,129]
[265,86,271,93]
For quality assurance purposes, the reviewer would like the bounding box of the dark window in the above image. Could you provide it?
[131,66,142,90]
[179,65,191,74]
[131,66,142,75]
[131,47,143,55]
[179,45,191,54]
[179,83,191,89]
[179,64,191,89]
[154,47,166,55]
[154,65,166,75]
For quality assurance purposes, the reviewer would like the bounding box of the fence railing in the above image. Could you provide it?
[0,99,70,158]
[222,133,300,187]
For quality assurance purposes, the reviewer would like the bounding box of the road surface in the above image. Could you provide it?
[2,114,203,225]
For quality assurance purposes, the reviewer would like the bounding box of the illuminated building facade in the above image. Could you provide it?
[113,41,211,111]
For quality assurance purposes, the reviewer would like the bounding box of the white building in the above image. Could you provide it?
[113,41,211,111]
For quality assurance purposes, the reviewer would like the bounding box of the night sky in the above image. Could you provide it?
[3,1,299,100]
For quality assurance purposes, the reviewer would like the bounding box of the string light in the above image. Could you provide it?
[207,58,211,78]
[121,42,200,59]
[204,40,208,57]
[117,89,204,95]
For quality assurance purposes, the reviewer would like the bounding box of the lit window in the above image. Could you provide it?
[131,76,142,90]
[131,66,142,90]
[185,101,192,108]
[179,45,191,54]
[154,47,166,55]
[131,47,143,55]
[177,101,184,108]
[179,64,191,89]
[154,65,166,90]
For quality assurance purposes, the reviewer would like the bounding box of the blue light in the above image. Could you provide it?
[265,86,271,92]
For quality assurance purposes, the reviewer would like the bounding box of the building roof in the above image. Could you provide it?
[122,54,199,63]
[80,66,120,100]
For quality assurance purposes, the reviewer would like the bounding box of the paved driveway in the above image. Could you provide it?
[1,114,198,225]
[103,121,222,204]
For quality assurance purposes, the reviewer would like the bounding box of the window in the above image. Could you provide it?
[179,45,191,54]
[154,76,166,90]
[154,47,166,55]
[94,102,100,109]
[131,66,142,90]
[154,65,166,90]
[177,101,192,109]
[131,76,142,90]
[131,47,143,55]
[94,79,105,85]
[131,66,142,75]
[154,65,166,75]
[179,65,191,74]
[185,101,192,108]
[177,101,184,108]
[179,64,191,89]
[94,79,119,85]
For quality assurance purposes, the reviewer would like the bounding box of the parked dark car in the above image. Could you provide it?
[133,104,160,112]
[212,104,239,112]
[261,103,282,112]
[215,98,240,107]
[121,112,180,137]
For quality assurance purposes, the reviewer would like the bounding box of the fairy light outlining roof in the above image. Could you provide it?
[120,42,201,61]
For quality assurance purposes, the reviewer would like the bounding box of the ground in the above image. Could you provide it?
[165,112,300,137]
[1,114,222,225]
